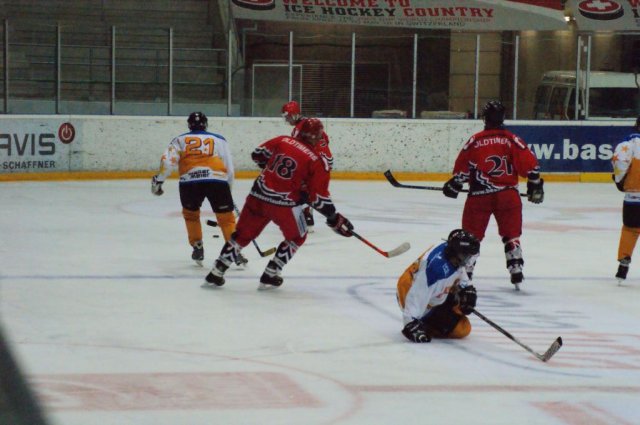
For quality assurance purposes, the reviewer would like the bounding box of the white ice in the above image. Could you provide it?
[1,178,639,425]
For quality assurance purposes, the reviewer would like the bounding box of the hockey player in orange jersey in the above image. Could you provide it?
[612,116,640,282]
[397,229,479,343]
[151,112,245,267]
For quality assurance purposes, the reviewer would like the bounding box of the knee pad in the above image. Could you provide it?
[273,240,302,269]
[503,237,523,272]
[215,211,237,241]
[449,316,471,339]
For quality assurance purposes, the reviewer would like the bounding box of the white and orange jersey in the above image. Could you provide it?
[396,242,470,326]
[612,132,640,204]
[156,130,234,186]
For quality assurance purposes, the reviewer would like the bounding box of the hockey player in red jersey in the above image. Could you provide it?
[281,101,334,232]
[204,118,353,289]
[442,100,544,289]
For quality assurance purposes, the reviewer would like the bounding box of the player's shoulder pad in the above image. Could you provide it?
[425,243,457,287]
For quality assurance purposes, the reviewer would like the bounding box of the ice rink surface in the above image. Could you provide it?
[1,178,639,425]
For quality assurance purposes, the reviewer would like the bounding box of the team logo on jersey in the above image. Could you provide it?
[232,0,275,10]
[578,0,624,20]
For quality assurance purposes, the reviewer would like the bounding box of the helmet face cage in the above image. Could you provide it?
[446,229,480,267]
[482,100,505,127]
[188,112,208,131]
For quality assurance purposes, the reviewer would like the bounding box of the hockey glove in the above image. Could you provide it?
[526,178,544,204]
[326,212,353,237]
[457,285,477,315]
[402,320,432,343]
[151,175,164,196]
[443,177,463,199]
[612,174,626,192]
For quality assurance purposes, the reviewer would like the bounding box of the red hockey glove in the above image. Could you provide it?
[326,212,353,237]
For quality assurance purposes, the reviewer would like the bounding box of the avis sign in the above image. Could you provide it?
[0,121,78,173]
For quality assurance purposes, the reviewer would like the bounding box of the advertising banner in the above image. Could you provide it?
[0,120,78,173]
[570,0,640,31]
[231,0,567,30]
[510,124,631,173]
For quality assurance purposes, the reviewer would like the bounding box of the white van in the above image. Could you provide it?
[533,70,640,120]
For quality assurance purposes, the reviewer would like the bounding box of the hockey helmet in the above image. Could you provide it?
[297,118,324,145]
[282,101,301,124]
[482,100,505,128]
[188,111,208,131]
[444,229,480,267]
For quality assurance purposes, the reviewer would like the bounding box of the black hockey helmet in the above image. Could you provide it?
[444,229,480,267]
[188,111,208,131]
[482,100,505,128]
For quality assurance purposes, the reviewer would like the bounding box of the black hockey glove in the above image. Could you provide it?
[612,173,626,192]
[457,285,477,315]
[443,177,463,199]
[326,212,353,237]
[526,178,544,204]
[151,175,164,196]
[402,319,432,343]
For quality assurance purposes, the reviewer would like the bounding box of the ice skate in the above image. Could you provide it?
[258,271,283,290]
[510,272,523,291]
[202,260,227,288]
[616,257,630,285]
[191,240,204,266]
[304,209,315,233]
[258,260,283,290]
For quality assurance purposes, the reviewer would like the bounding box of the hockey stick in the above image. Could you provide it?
[384,170,528,197]
[206,219,221,238]
[472,309,562,362]
[233,205,277,257]
[350,229,411,258]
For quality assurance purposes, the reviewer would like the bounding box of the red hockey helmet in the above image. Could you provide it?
[297,118,324,145]
[282,101,301,124]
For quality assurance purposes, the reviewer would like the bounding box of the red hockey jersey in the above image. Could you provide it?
[453,128,539,195]
[250,135,336,216]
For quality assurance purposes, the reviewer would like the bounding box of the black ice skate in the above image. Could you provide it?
[510,272,524,291]
[616,257,630,283]
[258,272,283,290]
[192,240,204,266]
[202,260,228,288]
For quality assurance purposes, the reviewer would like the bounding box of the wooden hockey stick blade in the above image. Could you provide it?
[351,230,410,258]
[259,247,277,257]
[206,219,218,227]
[541,337,563,362]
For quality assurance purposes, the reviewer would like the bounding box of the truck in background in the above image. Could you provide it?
[533,70,640,120]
